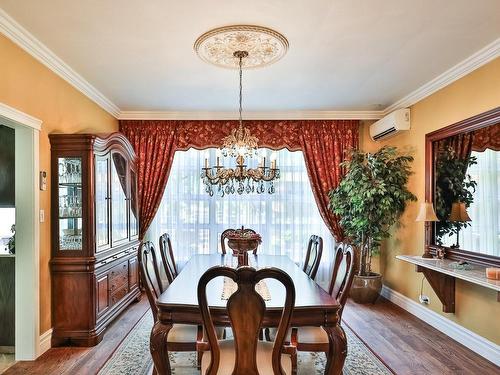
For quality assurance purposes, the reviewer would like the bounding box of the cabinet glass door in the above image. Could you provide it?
[95,156,110,250]
[58,157,83,251]
[111,153,128,244]
[129,170,138,239]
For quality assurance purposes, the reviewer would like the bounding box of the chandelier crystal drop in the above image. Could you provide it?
[201,50,280,196]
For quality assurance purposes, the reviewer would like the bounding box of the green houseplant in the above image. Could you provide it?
[329,146,416,303]
[434,146,477,245]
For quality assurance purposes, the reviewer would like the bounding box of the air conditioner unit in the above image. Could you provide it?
[370,108,410,141]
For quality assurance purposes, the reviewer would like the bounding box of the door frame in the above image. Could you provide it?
[0,102,42,360]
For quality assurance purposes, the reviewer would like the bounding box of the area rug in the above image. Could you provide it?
[99,312,392,375]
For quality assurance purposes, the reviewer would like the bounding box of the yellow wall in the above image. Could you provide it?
[360,57,500,344]
[0,34,118,334]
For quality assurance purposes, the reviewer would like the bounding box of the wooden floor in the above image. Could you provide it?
[4,296,499,375]
[4,298,150,375]
[342,298,500,375]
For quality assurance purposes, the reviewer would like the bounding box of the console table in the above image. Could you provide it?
[397,255,500,313]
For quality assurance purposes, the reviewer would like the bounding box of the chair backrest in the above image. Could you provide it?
[138,241,164,321]
[302,235,323,280]
[198,266,295,375]
[220,227,259,255]
[159,233,178,284]
[328,243,355,318]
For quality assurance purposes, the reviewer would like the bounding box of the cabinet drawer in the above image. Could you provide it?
[128,257,139,290]
[109,261,128,288]
[96,274,110,317]
[111,285,128,305]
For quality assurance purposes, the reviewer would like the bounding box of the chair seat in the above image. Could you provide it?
[269,326,329,344]
[168,324,225,343]
[201,339,292,375]
[168,324,199,343]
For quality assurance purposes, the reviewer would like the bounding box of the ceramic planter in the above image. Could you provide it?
[350,272,382,304]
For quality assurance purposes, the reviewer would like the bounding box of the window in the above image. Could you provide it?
[441,149,499,255]
[148,148,336,285]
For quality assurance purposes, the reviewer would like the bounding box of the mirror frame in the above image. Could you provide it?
[425,106,500,267]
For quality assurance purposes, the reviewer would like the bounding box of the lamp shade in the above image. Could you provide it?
[449,202,471,222]
[415,202,439,222]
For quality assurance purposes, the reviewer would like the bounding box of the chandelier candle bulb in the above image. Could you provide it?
[205,158,208,169]
[216,157,220,167]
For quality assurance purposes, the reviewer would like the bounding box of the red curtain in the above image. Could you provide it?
[119,119,359,241]
[472,123,500,152]
[120,121,177,239]
[300,121,358,240]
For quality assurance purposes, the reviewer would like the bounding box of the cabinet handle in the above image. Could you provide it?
[105,197,111,200]
[112,255,118,259]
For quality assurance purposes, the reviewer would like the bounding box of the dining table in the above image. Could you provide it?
[150,254,347,375]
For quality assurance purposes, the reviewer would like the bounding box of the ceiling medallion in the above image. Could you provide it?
[194,25,289,69]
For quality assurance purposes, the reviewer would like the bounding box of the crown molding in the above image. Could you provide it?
[1,6,498,120]
[0,8,120,117]
[118,110,384,120]
[384,38,500,114]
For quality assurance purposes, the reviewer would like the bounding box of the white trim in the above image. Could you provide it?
[39,329,52,355]
[118,110,384,120]
[384,38,500,114]
[0,102,42,130]
[381,285,500,366]
[1,103,41,361]
[0,8,120,118]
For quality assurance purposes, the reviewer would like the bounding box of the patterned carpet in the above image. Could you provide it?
[99,312,392,375]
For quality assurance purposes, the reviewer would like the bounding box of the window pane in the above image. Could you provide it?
[148,148,336,286]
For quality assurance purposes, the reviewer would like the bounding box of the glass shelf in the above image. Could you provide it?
[58,157,83,251]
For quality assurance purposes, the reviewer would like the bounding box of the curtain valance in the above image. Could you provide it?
[119,119,360,241]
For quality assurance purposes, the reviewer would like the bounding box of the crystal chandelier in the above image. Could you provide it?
[201,51,280,197]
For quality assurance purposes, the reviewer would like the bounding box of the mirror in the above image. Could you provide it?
[433,122,499,258]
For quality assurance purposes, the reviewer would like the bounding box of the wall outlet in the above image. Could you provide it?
[419,294,430,304]
[39,209,45,223]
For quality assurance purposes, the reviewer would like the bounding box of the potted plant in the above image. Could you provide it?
[329,146,416,303]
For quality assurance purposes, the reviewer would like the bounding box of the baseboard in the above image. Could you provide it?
[381,285,500,367]
[39,328,52,356]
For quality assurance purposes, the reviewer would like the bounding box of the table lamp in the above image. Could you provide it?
[416,202,439,258]
[448,201,471,248]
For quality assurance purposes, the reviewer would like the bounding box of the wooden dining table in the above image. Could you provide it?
[150,254,347,374]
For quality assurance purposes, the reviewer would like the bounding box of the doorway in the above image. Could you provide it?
[0,102,41,362]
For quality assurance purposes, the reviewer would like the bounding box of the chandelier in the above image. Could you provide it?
[195,25,288,197]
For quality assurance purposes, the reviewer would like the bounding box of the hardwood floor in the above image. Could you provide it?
[342,297,500,375]
[4,297,149,375]
[4,295,498,374]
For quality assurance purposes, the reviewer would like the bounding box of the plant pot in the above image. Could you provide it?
[350,272,382,304]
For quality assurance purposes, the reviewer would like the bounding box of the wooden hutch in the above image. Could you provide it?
[50,133,141,346]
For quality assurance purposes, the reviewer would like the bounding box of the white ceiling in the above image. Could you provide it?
[0,0,499,115]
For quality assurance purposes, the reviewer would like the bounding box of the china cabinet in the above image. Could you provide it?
[50,133,141,346]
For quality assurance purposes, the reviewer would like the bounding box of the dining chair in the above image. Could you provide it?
[138,241,202,353]
[197,266,297,375]
[220,227,259,255]
[289,243,355,353]
[302,235,323,281]
[159,233,178,284]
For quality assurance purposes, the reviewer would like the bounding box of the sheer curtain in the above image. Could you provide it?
[442,149,499,255]
[148,148,336,286]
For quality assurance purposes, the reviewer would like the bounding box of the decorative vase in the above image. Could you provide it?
[350,273,382,304]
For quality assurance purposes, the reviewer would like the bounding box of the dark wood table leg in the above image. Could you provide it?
[323,324,347,375]
[150,320,173,375]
